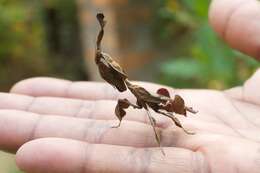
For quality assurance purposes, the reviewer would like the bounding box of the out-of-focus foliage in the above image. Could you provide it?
[0,0,49,91]
[0,0,85,91]
[42,0,86,80]
[0,151,23,173]
[157,0,260,89]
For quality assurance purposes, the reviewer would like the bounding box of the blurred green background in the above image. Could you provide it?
[0,0,259,172]
[0,0,86,92]
[156,0,259,89]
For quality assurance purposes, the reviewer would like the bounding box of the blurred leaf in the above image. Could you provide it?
[193,24,236,81]
[157,0,260,89]
[161,58,202,79]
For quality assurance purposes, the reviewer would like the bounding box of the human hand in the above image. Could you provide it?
[0,70,259,173]
[1,0,260,172]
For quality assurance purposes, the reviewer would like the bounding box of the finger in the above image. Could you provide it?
[209,0,260,59]
[0,93,171,125]
[0,110,186,152]
[3,109,248,154]
[0,92,216,129]
[16,138,206,173]
[10,77,173,100]
[4,103,255,159]
[0,92,116,119]
[10,77,120,100]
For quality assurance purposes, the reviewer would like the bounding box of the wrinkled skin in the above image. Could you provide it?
[1,71,260,173]
[0,0,260,172]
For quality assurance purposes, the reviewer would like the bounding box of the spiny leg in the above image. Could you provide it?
[112,99,141,128]
[157,110,195,135]
[145,108,165,155]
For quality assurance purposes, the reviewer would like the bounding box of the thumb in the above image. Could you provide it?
[209,0,260,60]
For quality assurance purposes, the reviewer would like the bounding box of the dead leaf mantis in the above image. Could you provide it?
[95,13,197,154]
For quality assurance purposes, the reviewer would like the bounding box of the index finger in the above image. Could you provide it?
[10,77,173,101]
[209,0,260,59]
[16,138,206,173]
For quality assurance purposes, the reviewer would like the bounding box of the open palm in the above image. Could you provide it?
[0,72,259,173]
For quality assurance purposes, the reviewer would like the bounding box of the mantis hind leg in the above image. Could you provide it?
[156,110,195,135]
[145,108,165,155]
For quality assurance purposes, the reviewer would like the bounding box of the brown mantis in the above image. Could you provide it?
[95,13,197,154]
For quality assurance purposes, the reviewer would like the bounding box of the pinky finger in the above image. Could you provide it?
[16,138,206,173]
